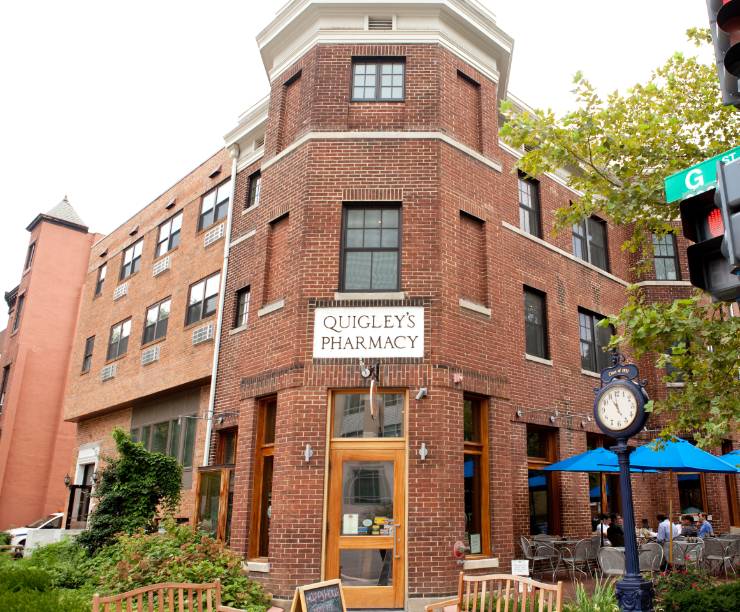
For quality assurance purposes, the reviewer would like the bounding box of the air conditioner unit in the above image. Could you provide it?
[192,323,215,345]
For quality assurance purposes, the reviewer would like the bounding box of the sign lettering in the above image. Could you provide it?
[664,145,740,203]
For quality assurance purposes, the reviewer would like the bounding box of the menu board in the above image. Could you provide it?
[289,579,346,612]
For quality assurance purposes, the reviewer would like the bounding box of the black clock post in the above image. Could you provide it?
[594,353,654,612]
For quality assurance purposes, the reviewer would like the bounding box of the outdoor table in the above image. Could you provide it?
[664,539,703,567]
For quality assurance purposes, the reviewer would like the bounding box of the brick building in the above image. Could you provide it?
[0,199,97,531]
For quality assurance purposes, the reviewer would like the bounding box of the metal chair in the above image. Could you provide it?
[638,542,663,577]
[559,539,590,581]
[587,536,601,575]
[520,536,559,581]
[598,547,625,577]
[703,538,737,577]
[533,534,558,541]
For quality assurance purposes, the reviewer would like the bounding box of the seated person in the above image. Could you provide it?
[656,514,672,544]
[606,513,625,547]
[697,512,714,538]
[637,518,656,539]
[593,514,611,546]
[680,515,698,537]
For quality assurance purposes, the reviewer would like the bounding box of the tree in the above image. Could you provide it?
[77,429,182,553]
[500,30,740,446]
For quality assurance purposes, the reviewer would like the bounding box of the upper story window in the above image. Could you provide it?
[199,180,231,231]
[524,287,549,360]
[142,298,171,344]
[12,294,25,333]
[156,212,183,258]
[0,365,11,409]
[652,233,680,281]
[235,287,250,329]
[120,239,143,280]
[81,336,95,373]
[341,205,400,292]
[572,216,608,271]
[246,171,261,209]
[186,272,220,325]
[579,309,614,373]
[95,264,107,297]
[352,59,404,101]
[518,174,541,238]
[107,318,132,361]
[24,242,36,271]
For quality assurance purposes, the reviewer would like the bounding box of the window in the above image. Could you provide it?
[333,392,404,438]
[464,396,490,556]
[524,288,549,359]
[156,211,183,258]
[235,287,250,328]
[195,466,235,542]
[352,59,404,101]
[518,174,541,237]
[131,415,197,468]
[579,309,614,372]
[341,205,400,291]
[107,319,131,360]
[0,365,10,409]
[120,239,143,280]
[198,180,231,230]
[81,336,95,373]
[246,171,261,209]
[250,396,277,558]
[572,217,608,271]
[24,242,36,270]
[652,233,680,281]
[186,272,220,325]
[12,294,25,333]
[216,428,238,465]
[586,434,621,530]
[95,264,106,296]
[527,425,561,535]
[142,298,171,344]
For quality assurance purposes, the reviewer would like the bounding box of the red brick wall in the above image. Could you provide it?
[458,212,487,306]
[449,71,482,152]
[264,214,291,305]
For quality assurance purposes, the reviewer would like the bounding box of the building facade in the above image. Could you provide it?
[0,199,97,530]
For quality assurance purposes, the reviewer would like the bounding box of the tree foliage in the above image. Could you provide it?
[77,429,182,553]
[500,30,740,445]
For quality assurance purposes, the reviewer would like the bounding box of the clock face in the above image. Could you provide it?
[597,384,639,431]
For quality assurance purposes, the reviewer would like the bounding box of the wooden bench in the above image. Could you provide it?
[425,572,563,612]
[92,579,246,612]
[0,544,24,557]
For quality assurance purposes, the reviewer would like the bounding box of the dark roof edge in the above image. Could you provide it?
[26,214,89,234]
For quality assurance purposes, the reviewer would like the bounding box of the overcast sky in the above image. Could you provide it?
[0,1,711,327]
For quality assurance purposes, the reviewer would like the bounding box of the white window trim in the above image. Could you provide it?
[525,354,553,367]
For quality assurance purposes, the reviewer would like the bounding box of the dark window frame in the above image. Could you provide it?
[351,57,406,102]
[198,180,231,231]
[94,264,107,297]
[156,211,183,258]
[142,297,171,345]
[0,364,11,409]
[463,394,491,556]
[24,242,36,271]
[249,395,277,559]
[524,287,549,359]
[131,414,197,467]
[578,308,615,373]
[572,216,609,272]
[527,424,562,536]
[106,318,131,361]
[652,233,681,281]
[339,202,402,292]
[186,272,221,326]
[246,171,261,209]
[120,239,144,280]
[518,173,542,238]
[81,336,95,373]
[12,294,25,333]
[234,286,250,329]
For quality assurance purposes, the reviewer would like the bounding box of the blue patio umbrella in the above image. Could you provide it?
[543,446,654,473]
[629,438,740,473]
[720,449,740,469]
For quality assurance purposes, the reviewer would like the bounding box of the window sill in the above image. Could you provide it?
[244,559,270,573]
[141,336,166,350]
[241,204,260,216]
[666,382,686,388]
[104,354,127,366]
[119,270,140,284]
[462,557,499,570]
[459,298,491,317]
[334,291,406,301]
[258,299,285,317]
[154,245,179,262]
[183,314,216,332]
[525,354,553,367]
[581,369,601,379]
[196,221,227,236]
[229,324,249,336]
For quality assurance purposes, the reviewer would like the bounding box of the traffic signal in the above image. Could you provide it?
[716,157,740,273]
[707,0,740,107]
[680,166,740,301]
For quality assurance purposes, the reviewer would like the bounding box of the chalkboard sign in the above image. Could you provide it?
[289,579,346,612]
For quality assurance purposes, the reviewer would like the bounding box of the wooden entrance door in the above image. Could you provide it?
[326,444,406,608]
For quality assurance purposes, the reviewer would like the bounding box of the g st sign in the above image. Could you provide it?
[313,306,424,358]
[664,145,740,203]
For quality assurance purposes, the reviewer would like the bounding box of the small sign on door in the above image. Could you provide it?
[511,559,529,576]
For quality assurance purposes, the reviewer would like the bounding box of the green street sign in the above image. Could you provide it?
[664,146,740,203]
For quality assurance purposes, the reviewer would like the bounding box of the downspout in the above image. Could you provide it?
[203,144,240,466]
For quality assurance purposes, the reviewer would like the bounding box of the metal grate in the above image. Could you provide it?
[141,345,160,366]
[152,255,171,277]
[113,283,128,300]
[100,364,117,381]
[203,223,225,248]
[254,135,265,150]
[192,323,214,345]
[368,16,393,30]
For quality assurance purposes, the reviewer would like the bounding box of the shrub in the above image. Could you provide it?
[659,580,740,612]
[653,565,715,603]
[0,564,52,592]
[0,532,10,546]
[89,521,270,611]
[0,588,90,612]
[25,538,93,590]
[563,578,619,612]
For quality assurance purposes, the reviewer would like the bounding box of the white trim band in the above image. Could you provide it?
[525,354,553,367]
[258,299,285,317]
[334,291,407,301]
[230,229,257,249]
[633,280,692,287]
[459,298,491,317]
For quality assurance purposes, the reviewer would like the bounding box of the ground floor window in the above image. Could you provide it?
[526,425,561,535]
[677,473,706,514]
[463,395,490,555]
[249,396,276,559]
[194,466,234,543]
[587,434,621,528]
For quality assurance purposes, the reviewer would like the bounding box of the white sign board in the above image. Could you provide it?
[511,560,529,576]
[313,307,424,358]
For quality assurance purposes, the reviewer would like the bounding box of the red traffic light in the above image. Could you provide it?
[718,0,740,76]
[707,207,725,237]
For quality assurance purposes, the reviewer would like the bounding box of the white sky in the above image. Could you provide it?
[0,1,711,327]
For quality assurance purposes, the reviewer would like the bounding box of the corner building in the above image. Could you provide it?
[201,1,739,610]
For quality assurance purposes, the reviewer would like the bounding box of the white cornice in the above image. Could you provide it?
[224,96,269,149]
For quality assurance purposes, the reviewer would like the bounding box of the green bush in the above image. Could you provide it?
[0,588,90,612]
[0,532,10,546]
[659,580,740,612]
[653,565,715,603]
[89,521,270,611]
[0,564,52,592]
[563,578,619,612]
[26,538,93,590]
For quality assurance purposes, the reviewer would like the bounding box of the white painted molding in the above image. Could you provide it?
[581,369,601,379]
[525,354,553,367]
[258,298,285,317]
[459,298,492,317]
[633,280,692,287]
[463,557,499,570]
[261,131,503,174]
[244,560,270,573]
[501,221,630,287]
[334,291,406,301]
[230,229,257,248]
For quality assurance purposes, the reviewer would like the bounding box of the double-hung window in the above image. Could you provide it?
[572,217,608,271]
[120,239,143,280]
[81,336,95,373]
[12,294,25,333]
[352,59,404,101]
[578,309,614,372]
[246,171,261,209]
[524,287,549,359]
[156,212,183,258]
[0,365,10,409]
[652,233,680,280]
[518,174,541,237]
[142,298,171,344]
[341,205,400,291]
[24,242,36,270]
[95,264,107,296]
[186,272,220,325]
[235,287,250,328]
[107,319,131,360]
[199,180,231,230]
